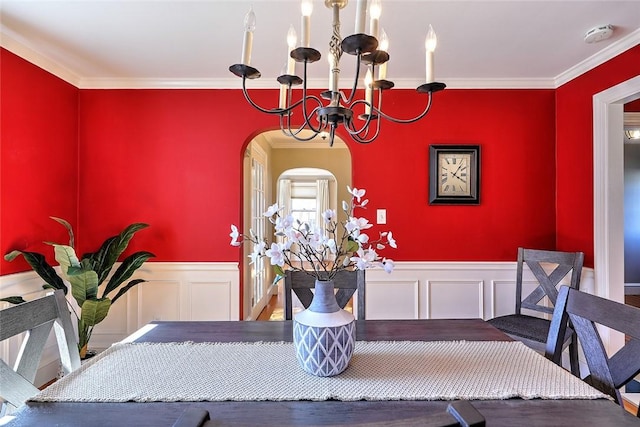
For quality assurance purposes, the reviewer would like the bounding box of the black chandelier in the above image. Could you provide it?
[229,0,446,147]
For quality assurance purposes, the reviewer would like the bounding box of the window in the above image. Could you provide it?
[290,181,317,227]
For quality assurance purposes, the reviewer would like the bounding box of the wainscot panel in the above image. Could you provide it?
[1,261,593,386]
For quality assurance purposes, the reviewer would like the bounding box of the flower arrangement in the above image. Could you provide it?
[230,186,396,281]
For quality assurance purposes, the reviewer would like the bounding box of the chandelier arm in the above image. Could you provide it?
[342,99,374,135]
[347,120,380,144]
[279,105,325,140]
[374,92,435,124]
[342,51,363,105]
[240,77,283,115]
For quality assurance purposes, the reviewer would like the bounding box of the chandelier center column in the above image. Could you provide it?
[327,0,346,104]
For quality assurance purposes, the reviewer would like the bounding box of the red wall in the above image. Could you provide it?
[76,88,556,263]
[2,47,581,274]
[0,49,79,275]
[556,44,640,267]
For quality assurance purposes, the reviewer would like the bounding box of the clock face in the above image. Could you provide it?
[438,153,472,196]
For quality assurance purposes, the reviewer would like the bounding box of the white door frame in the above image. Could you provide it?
[593,75,640,351]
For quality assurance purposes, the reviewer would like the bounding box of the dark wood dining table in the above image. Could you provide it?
[6,319,640,426]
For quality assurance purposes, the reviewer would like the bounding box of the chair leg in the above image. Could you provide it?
[569,338,580,377]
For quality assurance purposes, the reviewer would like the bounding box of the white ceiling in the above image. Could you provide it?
[1,0,639,90]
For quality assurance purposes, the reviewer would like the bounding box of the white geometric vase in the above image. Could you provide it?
[293,279,356,377]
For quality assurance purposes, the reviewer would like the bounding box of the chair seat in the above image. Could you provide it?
[488,314,573,344]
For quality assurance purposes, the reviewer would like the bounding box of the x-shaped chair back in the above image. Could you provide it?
[0,290,80,414]
[516,248,584,316]
[284,270,365,320]
[546,286,640,415]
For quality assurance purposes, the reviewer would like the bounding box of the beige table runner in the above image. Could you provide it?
[32,340,607,403]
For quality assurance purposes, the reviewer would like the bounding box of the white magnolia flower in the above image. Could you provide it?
[322,209,335,223]
[275,214,295,233]
[229,185,396,281]
[387,231,397,249]
[347,186,366,202]
[382,258,395,274]
[229,225,241,247]
[264,203,280,217]
[265,243,285,267]
[249,241,266,265]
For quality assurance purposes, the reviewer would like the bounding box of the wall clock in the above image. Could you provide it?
[429,145,480,204]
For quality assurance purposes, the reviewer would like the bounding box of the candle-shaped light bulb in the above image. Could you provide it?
[279,64,288,109]
[425,24,437,83]
[378,28,389,80]
[301,0,313,47]
[286,24,297,75]
[241,6,256,65]
[369,0,381,40]
[355,0,368,34]
[287,24,297,49]
[365,68,373,115]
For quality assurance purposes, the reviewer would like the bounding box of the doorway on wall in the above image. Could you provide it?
[593,76,640,407]
[624,110,640,300]
[242,131,352,320]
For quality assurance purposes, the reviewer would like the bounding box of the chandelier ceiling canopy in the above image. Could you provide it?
[229,0,446,147]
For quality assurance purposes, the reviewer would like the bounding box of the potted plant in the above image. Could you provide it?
[2,217,154,358]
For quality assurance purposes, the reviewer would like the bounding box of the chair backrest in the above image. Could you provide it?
[0,290,80,414]
[515,248,584,316]
[172,401,485,427]
[284,270,365,320]
[545,285,640,410]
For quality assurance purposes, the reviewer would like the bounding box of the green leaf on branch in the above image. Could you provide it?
[346,240,360,253]
[273,265,285,277]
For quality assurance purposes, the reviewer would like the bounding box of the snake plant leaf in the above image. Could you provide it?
[102,251,155,298]
[4,250,67,293]
[81,298,111,328]
[0,296,27,305]
[49,216,75,248]
[111,279,146,304]
[84,223,150,286]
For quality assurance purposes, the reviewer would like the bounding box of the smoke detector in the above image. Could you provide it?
[584,25,614,43]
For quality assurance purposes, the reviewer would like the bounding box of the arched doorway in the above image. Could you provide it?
[241,131,352,320]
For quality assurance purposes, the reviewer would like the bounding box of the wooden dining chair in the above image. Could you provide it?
[0,290,80,415]
[171,401,485,427]
[284,270,366,320]
[426,400,486,427]
[545,285,640,415]
[487,247,584,376]
[172,407,211,427]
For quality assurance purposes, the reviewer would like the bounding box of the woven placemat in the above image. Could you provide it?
[32,340,607,403]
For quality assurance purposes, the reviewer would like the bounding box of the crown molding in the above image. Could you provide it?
[0,27,81,87]
[3,24,637,91]
[76,77,239,89]
[554,28,640,88]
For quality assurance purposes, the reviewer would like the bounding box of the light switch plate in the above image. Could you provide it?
[377,209,387,224]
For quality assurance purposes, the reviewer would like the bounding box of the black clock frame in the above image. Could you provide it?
[429,144,480,205]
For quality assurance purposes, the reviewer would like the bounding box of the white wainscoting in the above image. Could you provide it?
[0,261,593,387]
